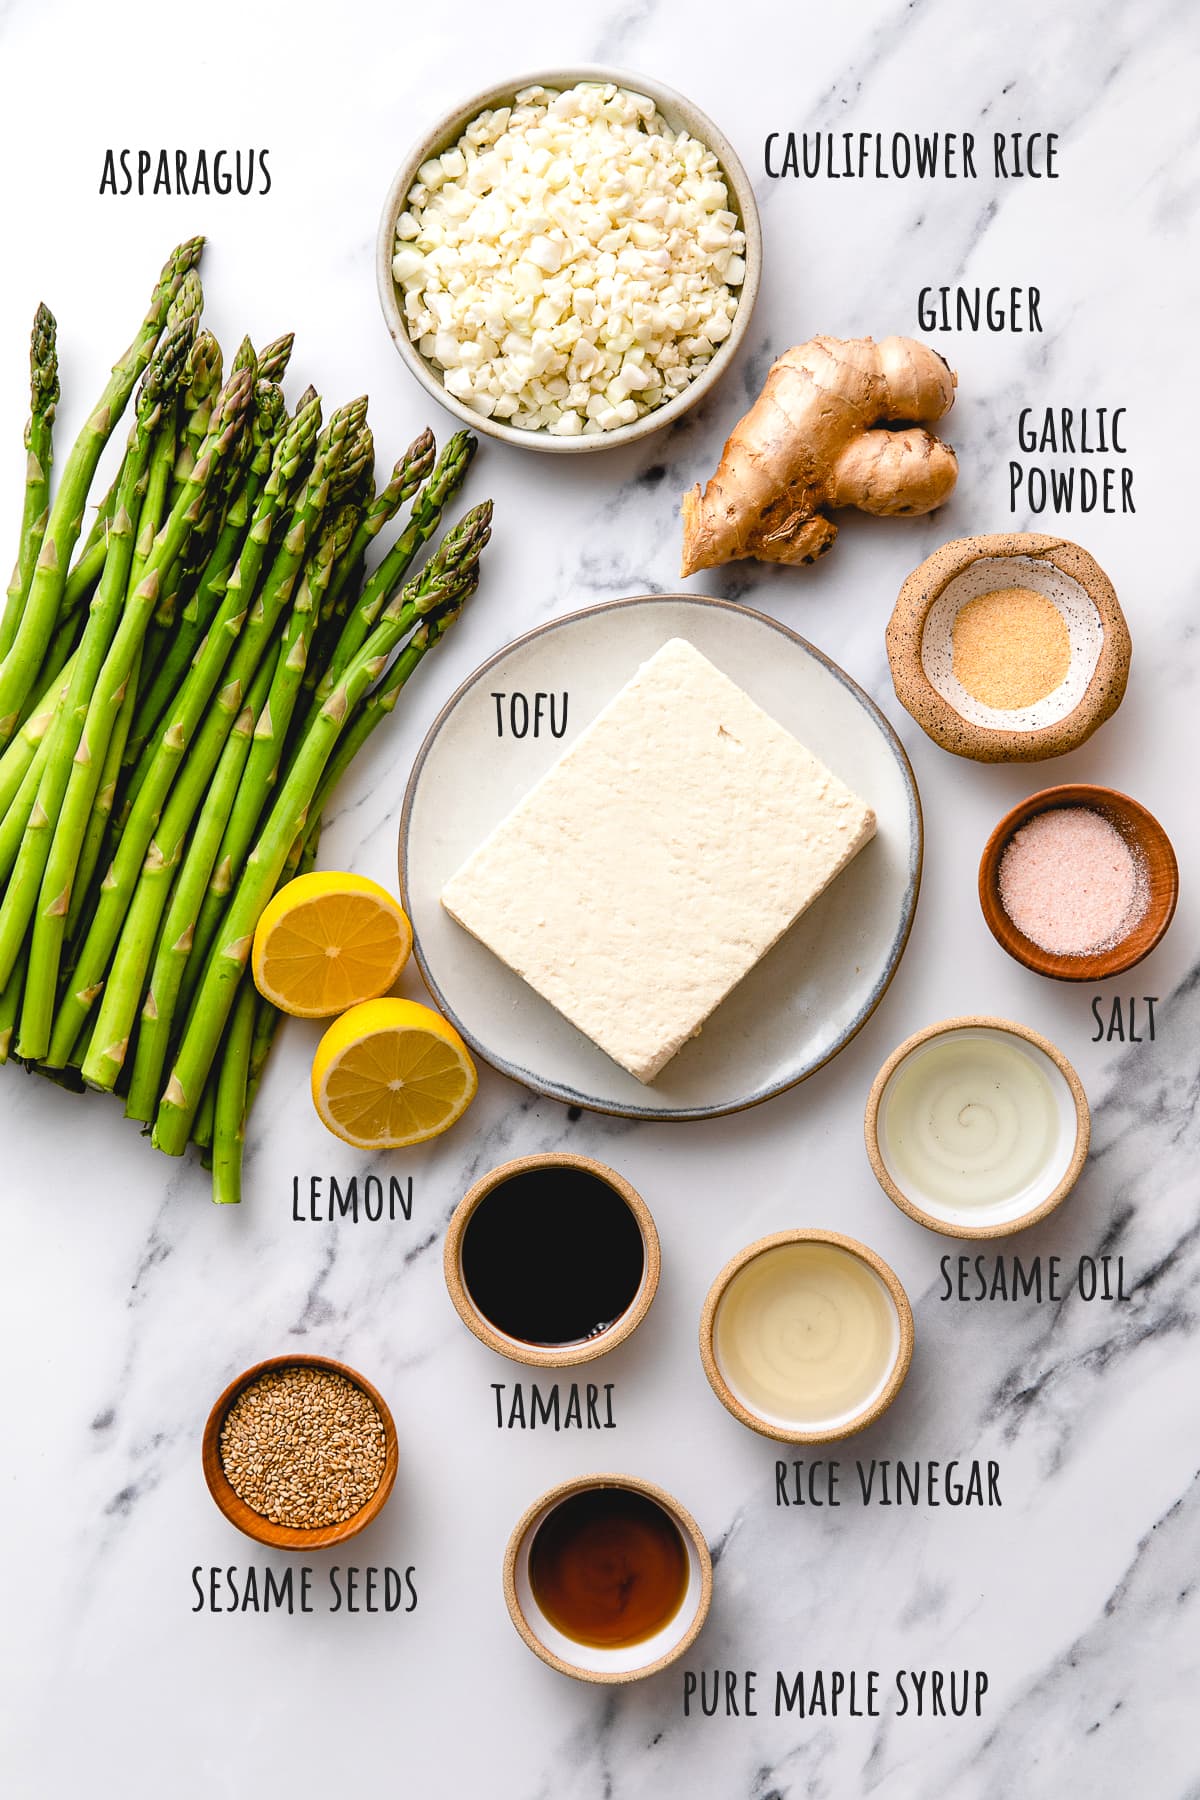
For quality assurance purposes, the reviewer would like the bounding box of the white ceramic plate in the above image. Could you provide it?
[400,596,922,1120]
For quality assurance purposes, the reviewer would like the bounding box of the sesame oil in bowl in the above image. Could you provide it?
[866,1018,1091,1238]
[879,1032,1060,1214]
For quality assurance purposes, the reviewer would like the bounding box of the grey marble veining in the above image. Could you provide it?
[1,0,1197,1794]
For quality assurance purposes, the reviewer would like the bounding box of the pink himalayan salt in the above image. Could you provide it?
[998,806,1148,957]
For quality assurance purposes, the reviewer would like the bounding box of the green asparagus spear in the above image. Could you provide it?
[29,486,123,692]
[65,645,140,946]
[332,422,374,506]
[0,721,57,880]
[60,532,108,617]
[119,387,323,823]
[170,325,221,493]
[242,992,282,1117]
[0,330,184,989]
[56,401,176,940]
[1,306,59,660]
[69,478,119,574]
[333,428,434,578]
[354,431,436,545]
[240,823,320,1116]
[180,505,355,1023]
[313,580,475,824]
[0,496,144,999]
[210,975,256,1203]
[229,336,257,380]
[232,818,322,1129]
[0,239,204,741]
[305,432,438,687]
[192,1066,217,1152]
[131,410,179,591]
[0,943,28,1063]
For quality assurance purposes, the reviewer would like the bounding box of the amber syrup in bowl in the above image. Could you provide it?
[504,1473,713,1681]
[528,1487,690,1649]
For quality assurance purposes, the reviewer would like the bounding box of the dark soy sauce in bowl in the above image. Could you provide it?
[460,1165,646,1348]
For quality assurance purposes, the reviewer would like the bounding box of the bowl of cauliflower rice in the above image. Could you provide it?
[376,68,761,451]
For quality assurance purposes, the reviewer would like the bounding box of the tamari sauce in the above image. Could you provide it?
[529,1487,689,1648]
[460,1166,645,1347]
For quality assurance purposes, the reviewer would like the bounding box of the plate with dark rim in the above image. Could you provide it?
[399,595,922,1121]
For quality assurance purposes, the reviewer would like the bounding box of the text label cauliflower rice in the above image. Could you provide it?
[394,82,746,436]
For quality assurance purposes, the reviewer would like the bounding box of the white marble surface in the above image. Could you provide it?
[2,0,1198,1795]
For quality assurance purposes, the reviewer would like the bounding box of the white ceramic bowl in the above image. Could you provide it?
[376,67,761,453]
[865,1017,1091,1239]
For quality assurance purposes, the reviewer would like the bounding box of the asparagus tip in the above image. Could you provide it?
[31,303,60,412]
[230,335,258,380]
[256,332,295,383]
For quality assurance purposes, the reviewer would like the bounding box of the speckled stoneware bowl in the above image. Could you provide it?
[503,1473,713,1682]
[444,1152,661,1368]
[698,1229,914,1444]
[376,66,761,453]
[886,533,1131,761]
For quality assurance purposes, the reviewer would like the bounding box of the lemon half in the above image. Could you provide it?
[252,872,412,1018]
[311,998,477,1149]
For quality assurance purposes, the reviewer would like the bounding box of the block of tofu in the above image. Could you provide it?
[440,638,877,1083]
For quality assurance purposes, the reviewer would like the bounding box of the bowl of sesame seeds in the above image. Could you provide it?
[203,1355,398,1550]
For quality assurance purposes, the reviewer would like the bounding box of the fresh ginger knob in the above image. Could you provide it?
[680,334,958,576]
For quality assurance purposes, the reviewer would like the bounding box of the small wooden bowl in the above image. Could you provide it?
[444,1153,660,1368]
[202,1355,399,1551]
[699,1229,914,1444]
[865,1017,1090,1240]
[979,784,1179,981]
[503,1472,712,1683]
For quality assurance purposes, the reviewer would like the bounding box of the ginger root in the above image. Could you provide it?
[681,335,958,576]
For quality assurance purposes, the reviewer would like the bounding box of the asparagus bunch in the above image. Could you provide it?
[0,242,491,1203]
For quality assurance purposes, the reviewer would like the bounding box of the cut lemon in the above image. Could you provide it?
[252,872,412,1018]
[311,998,477,1149]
